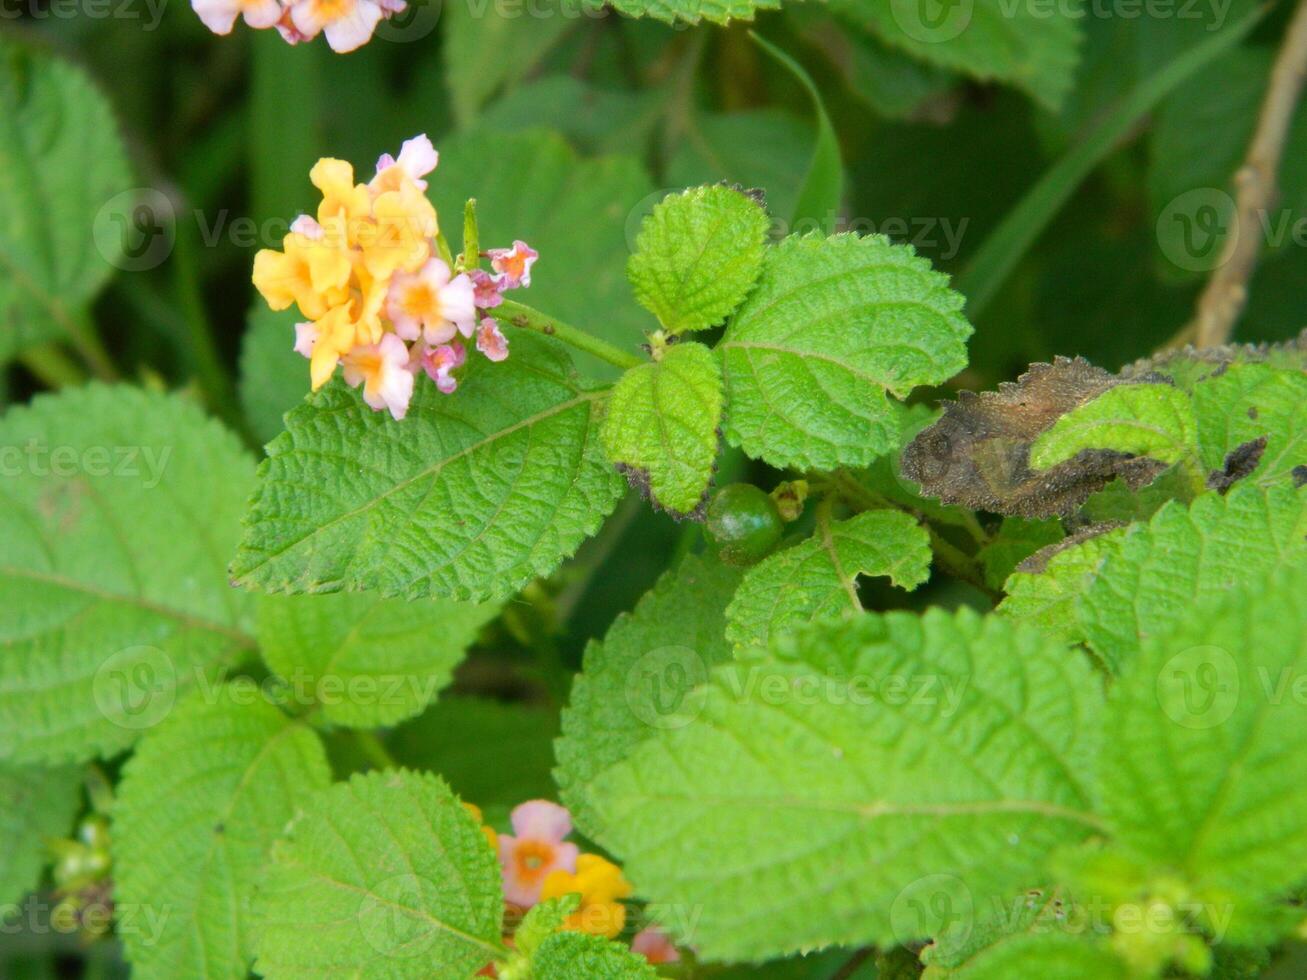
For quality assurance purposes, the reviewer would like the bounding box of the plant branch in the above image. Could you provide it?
[497,298,644,370]
[1185,0,1307,348]
[353,730,397,771]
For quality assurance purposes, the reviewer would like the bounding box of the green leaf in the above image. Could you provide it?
[0,385,256,764]
[977,517,1064,592]
[0,765,81,903]
[252,770,504,979]
[591,0,778,25]
[1029,383,1198,471]
[752,34,844,228]
[626,185,770,334]
[429,129,652,380]
[601,342,723,518]
[556,554,743,838]
[826,0,1083,110]
[389,697,559,808]
[445,0,578,125]
[587,609,1103,960]
[0,37,132,361]
[112,684,331,980]
[720,233,971,470]
[1080,485,1307,671]
[1193,363,1307,490]
[532,930,659,979]
[231,333,625,602]
[255,592,501,728]
[997,529,1126,647]
[1101,566,1307,911]
[513,894,579,960]
[944,933,1127,980]
[725,509,932,650]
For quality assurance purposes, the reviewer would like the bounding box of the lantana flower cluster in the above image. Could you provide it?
[466,800,681,970]
[192,0,404,54]
[252,135,537,419]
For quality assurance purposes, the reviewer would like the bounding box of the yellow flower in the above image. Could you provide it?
[306,304,361,390]
[541,854,633,939]
[252,227,351,321]
[361,181,437,280]
[310,158,372,244]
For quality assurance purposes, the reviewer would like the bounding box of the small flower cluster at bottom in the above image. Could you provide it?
[252,134,537,420]
[465,800,682,972]
[192,0,406,53]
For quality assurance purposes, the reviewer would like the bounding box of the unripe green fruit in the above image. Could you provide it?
[706,484,784,566]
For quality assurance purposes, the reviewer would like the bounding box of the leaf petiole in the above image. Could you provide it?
[496,298,644,370]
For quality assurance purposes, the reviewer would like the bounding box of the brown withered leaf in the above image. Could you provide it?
[901,357,1167,519]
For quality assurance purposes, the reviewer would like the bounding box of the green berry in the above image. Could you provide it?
[706,484,784,566]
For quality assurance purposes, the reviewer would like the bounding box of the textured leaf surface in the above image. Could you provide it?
[256,592,500,728]
[253,770,504,979]
[627,185,769,334]
[588,609,1103,960]
[113,686,331,980]
[0,37,132,361]
[1192,363,1307,489]
[946,933,1127,980]
[0,385,256,764]
[231,333,624,601]
[828,0,1083,110]
[997,529,1125,646]
[0,764,81,903]
[601,342,723,517]
[724,509,931,649]
[591,0,779,25]
[556,554,742,838]
[720,234,971,470]
[430,130,652,380]
[533,930,658,978]
[1080,485,1307,671]
[1101,567,1307,906]
[1030,383,1198,470]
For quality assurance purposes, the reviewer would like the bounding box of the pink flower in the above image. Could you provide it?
[290,214,324,239]
[386,258,476,344]
[191,0,281,34]
[342,333,415,420]
[632,926,681,965]
[497,800,578,908]
[468,268,503,309]
[372,134,438,193]
[288,0,385,53]
[293,321,318,359]
[475,318,509,363]
[274,9,310,43]
[486,240,538,289]
[415,340,466,394]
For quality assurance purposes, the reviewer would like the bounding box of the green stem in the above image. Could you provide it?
[956,2,1268,319]
[353,730,398,771]
[18,344,86,388]
[496,298,644,370]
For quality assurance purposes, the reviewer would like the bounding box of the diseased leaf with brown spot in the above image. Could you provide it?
[1120,328,1307,390]
[901,358,1167,519]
